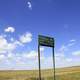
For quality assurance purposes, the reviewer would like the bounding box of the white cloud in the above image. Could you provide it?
[22,50,45,61]
[7,53,16,61]
[0,35,22,54]
[0,36,8,53]
[7,53,14,58]
[13,40,23,46]
[72,50,80,56]
[4,27,15,33]
[40,57,53,69]
[19,32,32,44]
[0,26,79,69]
[0,36,7,48]
[0,55,5,60]
[23,51,38,59]
[10,38,14,42]
[55,54,75,68]
[27,1,32,10]
[66,58,73,62]
[55,49,80,68]
[55,53,65,58]
[0,54,5,62]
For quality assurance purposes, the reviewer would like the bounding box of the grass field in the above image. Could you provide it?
[0,66,80,80]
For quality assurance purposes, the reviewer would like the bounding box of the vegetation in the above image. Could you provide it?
[0,66,80,80]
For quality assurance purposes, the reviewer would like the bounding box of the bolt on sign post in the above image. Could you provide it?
[38,35,55,80]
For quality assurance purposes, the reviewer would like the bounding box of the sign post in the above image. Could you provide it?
[38,35,55,80]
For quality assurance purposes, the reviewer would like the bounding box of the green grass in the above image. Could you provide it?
[0,66,80,80]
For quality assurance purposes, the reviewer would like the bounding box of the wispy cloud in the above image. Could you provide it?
[55,39,79,68]
[67,39,76,47]
[67,43,75,47]
[59,39,76,52]
[59,45,68,52]
[0,26,79,69]
[72,50,80,56]
[70,39,76,42]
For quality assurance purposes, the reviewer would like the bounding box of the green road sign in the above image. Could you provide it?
[38,35,55,80]
[38,35,54,47]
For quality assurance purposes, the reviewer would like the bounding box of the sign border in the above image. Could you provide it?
[38,35,54,47]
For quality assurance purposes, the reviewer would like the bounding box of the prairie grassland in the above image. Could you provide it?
[0,66,80,80]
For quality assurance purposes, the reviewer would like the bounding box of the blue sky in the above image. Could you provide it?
[0,0,80,70]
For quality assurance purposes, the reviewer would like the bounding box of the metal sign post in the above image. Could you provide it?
[38,35,55,80]
[38,45,41,80]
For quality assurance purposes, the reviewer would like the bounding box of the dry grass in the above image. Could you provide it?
[0,66,80,80]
